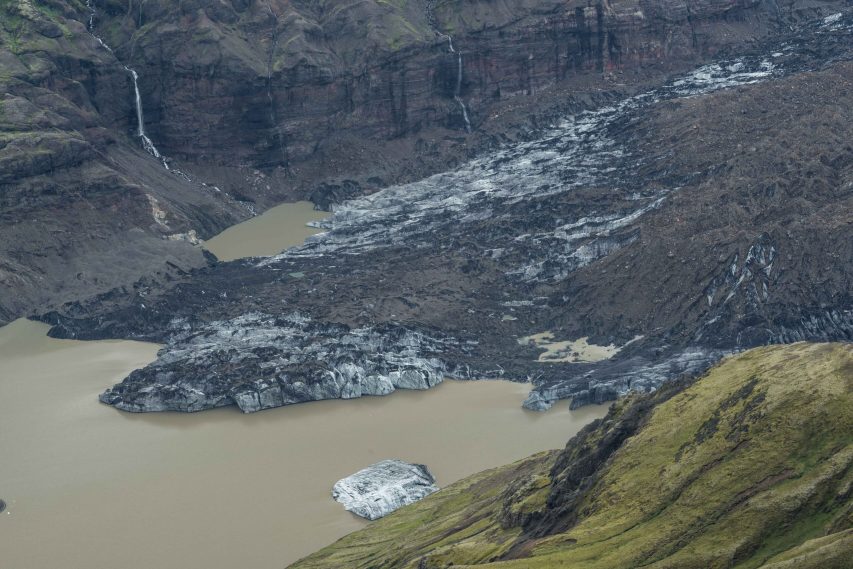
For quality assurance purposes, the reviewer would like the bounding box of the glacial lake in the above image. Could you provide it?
[0,201,607,568]
[202,200,328,261]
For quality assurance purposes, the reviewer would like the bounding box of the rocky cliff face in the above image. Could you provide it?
[0,0,257,324]
[89,0,830,185]
[2,0,843,324]
[290,342,853,569]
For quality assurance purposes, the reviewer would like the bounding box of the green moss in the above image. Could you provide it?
[292,343,853,569]
[0,8,25,54]
[739,509,840,569]
[0,0,74,53]
[503,473,551,520]
[292,451,557,568]
[759,529,853,568]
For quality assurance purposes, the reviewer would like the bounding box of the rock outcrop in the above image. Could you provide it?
[291,342,853,569]
[332,460,439,521]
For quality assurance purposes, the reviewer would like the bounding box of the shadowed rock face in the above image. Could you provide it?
[332,460,439,521]
[40,9,853,413]
[2,0,845,325]
[90,0,789,168]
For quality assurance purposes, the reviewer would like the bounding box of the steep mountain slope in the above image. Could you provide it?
[39,10,852,414]
[0,0,252,324]
[2,0,845,324]
[291,342,853,569]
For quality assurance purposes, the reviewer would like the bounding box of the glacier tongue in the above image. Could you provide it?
[98,312,461,413]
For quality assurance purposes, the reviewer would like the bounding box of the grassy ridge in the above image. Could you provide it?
[291,343,853,568]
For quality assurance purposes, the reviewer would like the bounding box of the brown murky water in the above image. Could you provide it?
[1,201,607,567]
[202,200,328,261]
[0,319,606,568]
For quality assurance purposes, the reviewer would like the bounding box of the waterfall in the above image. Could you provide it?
[454,53,472,133]
[438,34,472,133]
[129,69,165,164]
[427,1,472,133]
[85,1,168,169]
[444,34,454,53]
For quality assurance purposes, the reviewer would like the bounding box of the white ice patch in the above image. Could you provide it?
[332,460,439,520]
[823,13,842,25]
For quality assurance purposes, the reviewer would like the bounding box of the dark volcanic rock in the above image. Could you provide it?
[522,348,727,411]
[37,9,853,414]
[309,180,364,212]
[4,0,846,324]
[0,0,257,324]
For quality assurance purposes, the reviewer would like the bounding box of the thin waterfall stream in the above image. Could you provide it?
[447,38,472,133]
[85,0,169,169]
[426,1,472,133]
[129,69,167,166]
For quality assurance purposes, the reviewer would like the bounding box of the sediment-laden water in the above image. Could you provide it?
[203,200,328,261]
[0,319,604,568]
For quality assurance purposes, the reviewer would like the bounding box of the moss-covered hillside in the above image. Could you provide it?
[292,342,853,568]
